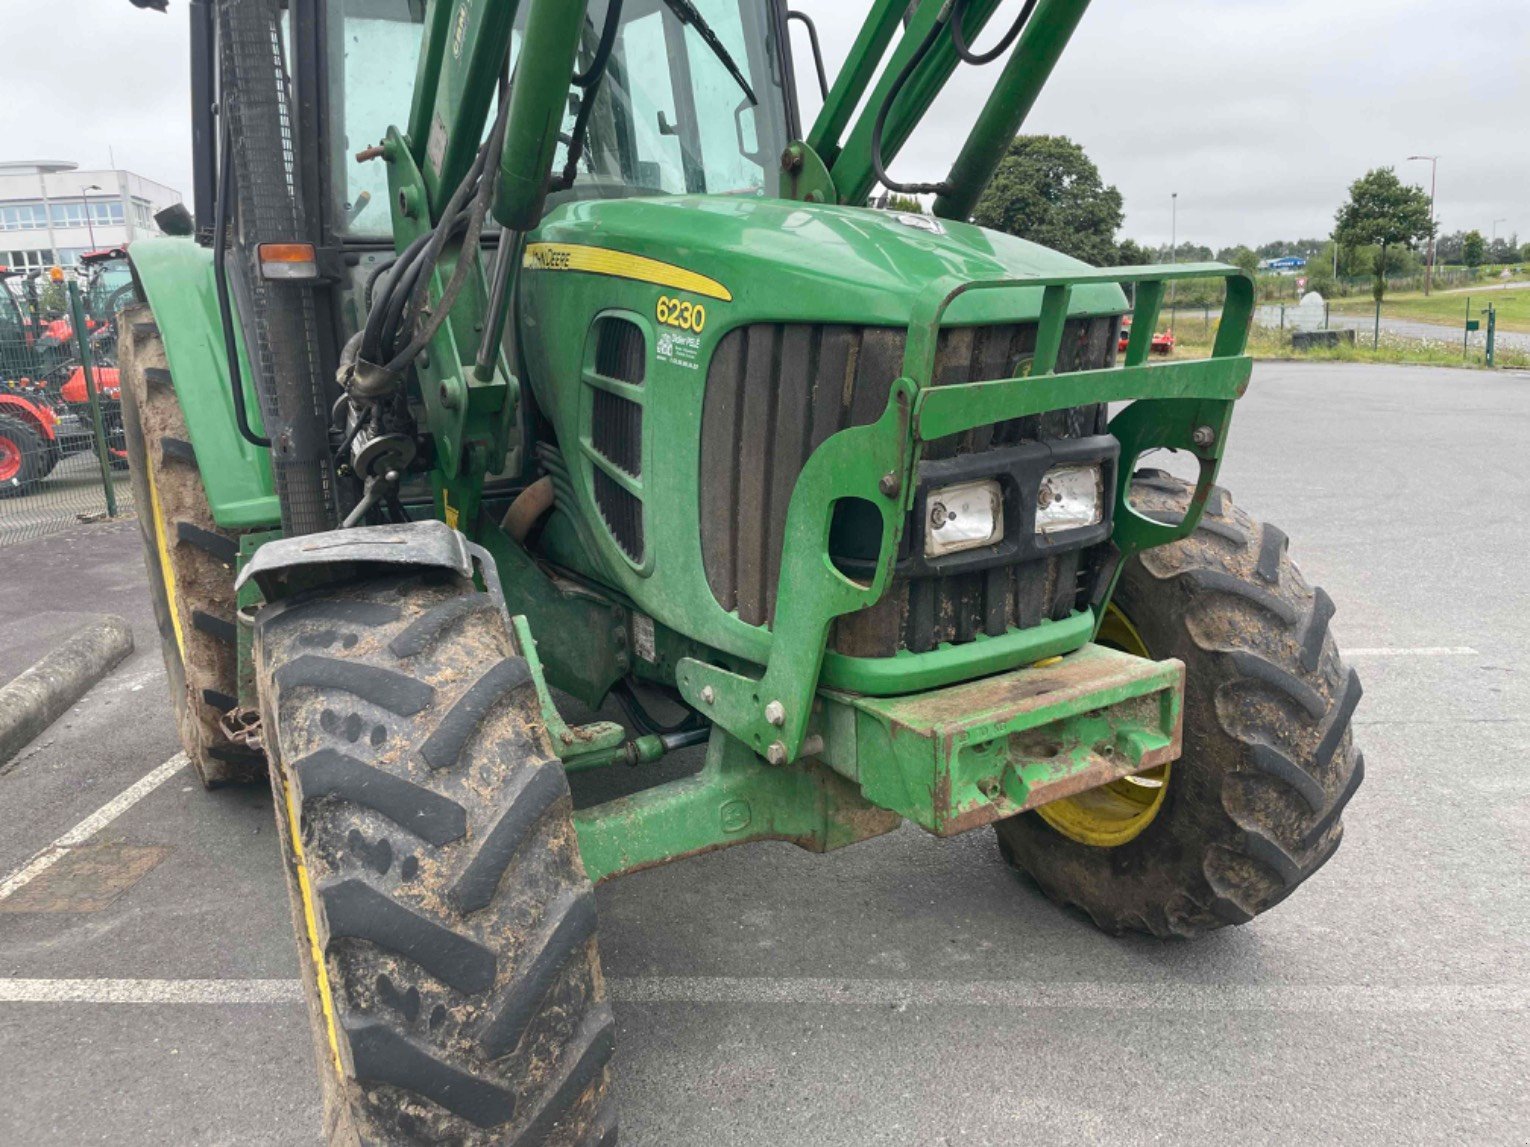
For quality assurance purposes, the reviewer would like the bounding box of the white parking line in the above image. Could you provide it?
[0,753,189,902]
[0,979,301,1004]
[1345,647,1478,658]
[0,975,1521,1013]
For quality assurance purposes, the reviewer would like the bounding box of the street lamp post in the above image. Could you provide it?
[1491,218,1507,250]
[79,184,103,256]
[1169,192,1178,326]
[1406,155,1437,295]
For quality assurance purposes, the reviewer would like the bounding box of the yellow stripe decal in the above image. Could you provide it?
[283,773,346,1076]
[522,243,733,302]
[144,456,186,660]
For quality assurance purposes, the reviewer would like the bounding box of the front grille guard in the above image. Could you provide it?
[676,264,1255,766]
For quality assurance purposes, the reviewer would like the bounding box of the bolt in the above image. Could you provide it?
[766,741,788,766]
[879,471,900,497]
[781,146,803,173]
[701,686,716,705]
[1192,425,1216,447]
[764,700,785,727]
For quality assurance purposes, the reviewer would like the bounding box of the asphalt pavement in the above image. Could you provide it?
[1,361,1526,1145]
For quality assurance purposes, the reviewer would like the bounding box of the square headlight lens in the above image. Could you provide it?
[926,479,1003,557]
[1036,464,1103,534]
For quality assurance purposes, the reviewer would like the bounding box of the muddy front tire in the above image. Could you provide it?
[255,571,615,1145]
[996,474,1364,938]
[119,304,261,786]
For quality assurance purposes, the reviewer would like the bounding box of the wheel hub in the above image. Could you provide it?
[1035,603,1172,847]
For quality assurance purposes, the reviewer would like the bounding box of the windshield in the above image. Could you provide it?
[330,0,790,238]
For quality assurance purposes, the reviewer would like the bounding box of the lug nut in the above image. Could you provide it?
[701,686,716,705]
[879,472,900,497]
[764,700,785,727]
[766,741,788,766]
[1192,425,1216,447]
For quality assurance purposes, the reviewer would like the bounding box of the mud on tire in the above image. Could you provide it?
[119,303,261,785]
[255,571,615,1145]
[996,472,1364,938]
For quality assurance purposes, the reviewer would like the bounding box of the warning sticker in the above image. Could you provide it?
[655,329,703,372]
[632,613,656,663]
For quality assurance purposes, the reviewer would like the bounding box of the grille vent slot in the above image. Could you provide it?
[592,389,642,477]
[593,469,644,561]
[595,316,646,384]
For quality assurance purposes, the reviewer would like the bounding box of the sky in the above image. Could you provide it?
[3,0,1524,250]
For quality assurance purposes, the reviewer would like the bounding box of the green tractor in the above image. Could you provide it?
[121,0,1361,1141]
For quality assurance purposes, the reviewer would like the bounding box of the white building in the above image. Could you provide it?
[0,161,184,273]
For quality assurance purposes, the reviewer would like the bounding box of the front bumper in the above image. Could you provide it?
[817,643,1183,835]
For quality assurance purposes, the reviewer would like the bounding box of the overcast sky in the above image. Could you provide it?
[3,0,1524,249]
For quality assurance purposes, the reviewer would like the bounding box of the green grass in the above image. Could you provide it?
[1167,321,1530,371]
[1327,284,1530,334]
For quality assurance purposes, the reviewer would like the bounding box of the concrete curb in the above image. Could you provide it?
[0,616,134,766]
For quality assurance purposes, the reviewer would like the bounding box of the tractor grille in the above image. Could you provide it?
[698,317,1121,658]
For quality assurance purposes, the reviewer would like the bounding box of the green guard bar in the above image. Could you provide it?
[494,0,590,230]
[933,0,1093,221]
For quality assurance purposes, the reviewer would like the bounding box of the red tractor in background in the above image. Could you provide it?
[1119,314,1176,355]
[0,260,126,496]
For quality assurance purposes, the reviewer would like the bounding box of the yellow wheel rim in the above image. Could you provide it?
[1035,603,1171,847]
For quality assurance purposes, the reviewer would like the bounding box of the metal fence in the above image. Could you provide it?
[1,270,134,546]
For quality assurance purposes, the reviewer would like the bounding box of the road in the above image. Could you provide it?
[1,361,1527,1145]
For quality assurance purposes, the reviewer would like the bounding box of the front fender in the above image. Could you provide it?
[128,238,279,528]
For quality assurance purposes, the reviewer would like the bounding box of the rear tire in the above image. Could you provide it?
[996,473,1364,938]
[0,414,48,497]
[255,572,616,1145]
[119,303,262,786]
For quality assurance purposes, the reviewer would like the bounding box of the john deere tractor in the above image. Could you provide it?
[121,0,1362,1141]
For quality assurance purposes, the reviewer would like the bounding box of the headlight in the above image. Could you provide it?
[925,479,1003,557]
[1036,464,1103,534]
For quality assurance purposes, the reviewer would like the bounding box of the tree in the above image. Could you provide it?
[972,135,1123,266]
[1463,230,1485,269]
[1333,167,1434,303]
[1217,245,1260,275]
[1521,241,1530,265]
[880,192,926,214]
[1114,238,1151,266]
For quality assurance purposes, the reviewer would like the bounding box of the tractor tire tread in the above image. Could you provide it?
[996,473,1363,938]
[256,572,611,1145]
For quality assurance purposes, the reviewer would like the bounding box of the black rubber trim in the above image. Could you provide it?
[345,1021,516,1129]
[450,765,567,914]
[1226,651,1326,719]
[1246,739,1327,812]
[419,658,534,770]
[1180,569,1299,625]
[1302,751,1364,848]
[508,1004,616,1146]
[175,520,239,565]
[202,688,238,713]
[1315,669,1363,768]
[293,749,467,845]
[479,888,598,1057]
[1296,588,1335,673]
[160,437,197,466]
[142,365,174,391]
[389,596,498,660]
[1143,508,1247,546]
[319,878,496,995]
[1239,824,1303,887]
[1256,524,1288,583]
[192,609,237,645]
[261,599,403,635]
[273,654,435,716]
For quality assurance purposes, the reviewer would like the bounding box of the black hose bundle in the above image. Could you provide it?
[871,0,1038,197]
